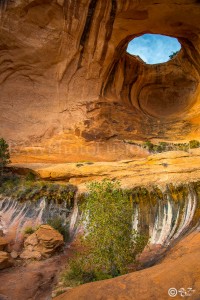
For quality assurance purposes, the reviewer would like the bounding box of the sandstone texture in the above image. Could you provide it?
[10,149,200,191]
[0,0,200,162]
[55,231,200,300]
[0,237,8,251]
[20,225,64,260]
[0,248,73,300]
[0,251,13,270]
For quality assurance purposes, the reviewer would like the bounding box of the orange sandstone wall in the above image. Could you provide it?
[0,0,200,162]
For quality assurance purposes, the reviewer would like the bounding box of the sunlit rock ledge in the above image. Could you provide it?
[9,149,200,191]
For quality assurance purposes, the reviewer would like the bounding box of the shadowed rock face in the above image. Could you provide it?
[0,0,200,161]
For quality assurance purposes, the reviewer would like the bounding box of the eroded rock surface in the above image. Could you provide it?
[0,251,13,270]
[0,249,73,300]
[10,149,200,190]
[20,225,64,260]
[0,237,8,251]
[55,231,200,300]
[0,0,200,162]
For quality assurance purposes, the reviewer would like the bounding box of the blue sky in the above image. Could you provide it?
[127,34,181,64]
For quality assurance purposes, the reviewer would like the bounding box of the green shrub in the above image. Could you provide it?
[0,174,76,207]
[24,226,36,235]
[25,172,37,181]
[126,140,200,153]
[63,180,147,287]
[143,140,154,152]
[62,254,114,287]
[176,143,189,152]
[189,140,200,149]
[47,217,70,242]
[0,138,10,176]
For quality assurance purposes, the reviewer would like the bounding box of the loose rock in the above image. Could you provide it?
[0,237,8,251]
[0,251,13,270]
[20,225,64,260]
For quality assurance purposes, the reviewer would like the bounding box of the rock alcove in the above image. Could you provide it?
[103,34,199,123]
[0,0,200,162]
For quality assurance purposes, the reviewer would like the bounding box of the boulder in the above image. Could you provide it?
[0,251,13,270]
[20,225,64,260]
[0,237,8,251]
[10,250,19,259]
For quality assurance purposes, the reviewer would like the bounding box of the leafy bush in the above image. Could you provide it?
[63,180,147,286]
[47,217,70,242]
[25,172,37,181]
[0,138,10,176]
[62,255,113,287]
[189,140,200,149]
[24,226,37,235]
[139,140,200,153]
[143,141,154,152]
[0,174,77,207]
[176,143,189,152]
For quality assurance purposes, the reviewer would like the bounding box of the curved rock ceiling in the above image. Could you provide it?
[0,0,200,161]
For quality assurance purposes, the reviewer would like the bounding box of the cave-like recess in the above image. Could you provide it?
[0,0,200,162]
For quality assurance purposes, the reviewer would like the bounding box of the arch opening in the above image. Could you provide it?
[126,34,181,65]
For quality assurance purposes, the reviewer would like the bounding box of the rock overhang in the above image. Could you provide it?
[0,0,200,162]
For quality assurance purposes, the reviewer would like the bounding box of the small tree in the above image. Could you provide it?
[0,138,10,176]
[83,180,134,276]
[169,51,178,59]
[63,180,147,285]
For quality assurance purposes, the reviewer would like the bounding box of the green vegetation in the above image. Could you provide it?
[24,225,40,235]
[124,140,200,154]
[169,51,179,59]
[0,138,10,176]
[62,180,147,286]
[25,171,37,181]
[24,226,36,235]
[189,140,200,149]
[24,218,70,241]
[0,173,77,207]
[47,217,70,242]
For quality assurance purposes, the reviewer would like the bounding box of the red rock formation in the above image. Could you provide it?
[0,251,13,270]
[0,0,200,162]
[20,225,64,260]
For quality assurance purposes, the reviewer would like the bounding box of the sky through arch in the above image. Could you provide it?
[127,34,181,64]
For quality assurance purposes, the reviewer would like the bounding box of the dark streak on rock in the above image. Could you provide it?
[80,0,98,47]
[100,0,117,62]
